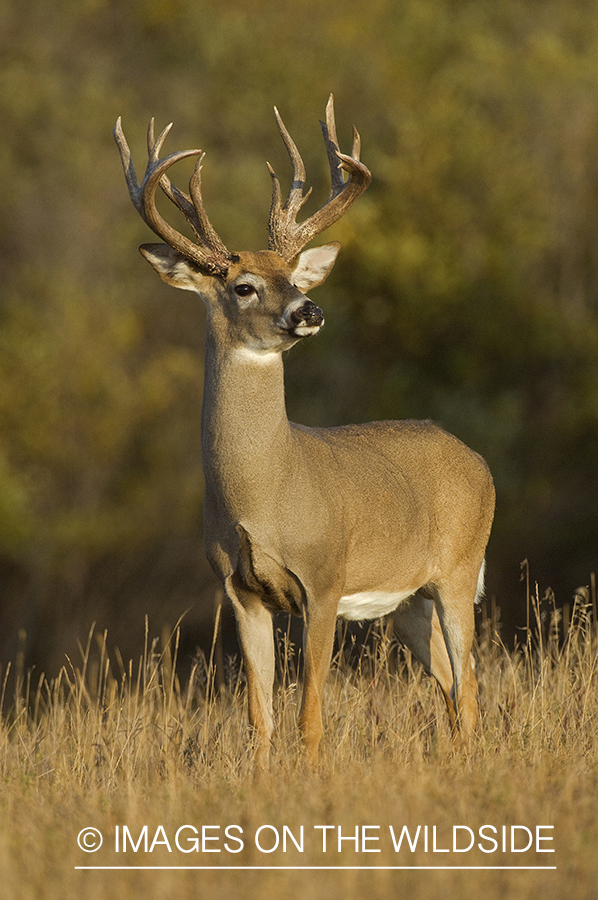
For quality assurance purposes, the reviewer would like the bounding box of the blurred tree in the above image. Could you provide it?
[1,0,598,670]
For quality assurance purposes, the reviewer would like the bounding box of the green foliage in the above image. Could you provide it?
[0,275,203,560]
[1,0,598,666]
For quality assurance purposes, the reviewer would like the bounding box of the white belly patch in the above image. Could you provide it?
[337,589,414,622]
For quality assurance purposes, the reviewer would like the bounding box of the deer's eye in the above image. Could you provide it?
[234,283,255,297]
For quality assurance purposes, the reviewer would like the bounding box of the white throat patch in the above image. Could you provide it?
[231,346,280,364]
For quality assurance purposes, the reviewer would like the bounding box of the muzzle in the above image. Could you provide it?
[290,300,324,328]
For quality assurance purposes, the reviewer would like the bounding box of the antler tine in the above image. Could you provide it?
[267,96,372,262]
[188,155,233,258]
[321,94,345,202]
[147,117,194,218]
[272,107,310,208]
[114,117,234,276]
[351,125,361,161]
[114,116,143,213]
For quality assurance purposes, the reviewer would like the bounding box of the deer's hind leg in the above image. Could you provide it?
[393,592,459,735]
[433,567,482,747]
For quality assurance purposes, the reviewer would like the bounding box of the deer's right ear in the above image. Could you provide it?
[139,243,211,292]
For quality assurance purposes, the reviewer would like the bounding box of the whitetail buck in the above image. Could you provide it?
[114,96,495,765]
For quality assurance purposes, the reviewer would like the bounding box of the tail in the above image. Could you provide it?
[474,558,486,604]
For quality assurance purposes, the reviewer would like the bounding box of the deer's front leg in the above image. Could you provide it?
[299,596,339,765]
[227,581,275,767]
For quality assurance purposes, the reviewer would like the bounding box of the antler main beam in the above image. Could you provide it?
[113,117,235,276]
[267,94,372,262]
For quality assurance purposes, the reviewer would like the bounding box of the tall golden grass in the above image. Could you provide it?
[0,577,596,900]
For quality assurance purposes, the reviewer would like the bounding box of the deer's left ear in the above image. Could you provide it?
[291,242,340,292]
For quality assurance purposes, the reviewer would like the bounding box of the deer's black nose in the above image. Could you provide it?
[291,300,324,327]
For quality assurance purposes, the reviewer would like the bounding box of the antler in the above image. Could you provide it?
[113,117,235,276]
[267,94,372,261]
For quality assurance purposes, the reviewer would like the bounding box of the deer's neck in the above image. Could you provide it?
[201,331,293,501]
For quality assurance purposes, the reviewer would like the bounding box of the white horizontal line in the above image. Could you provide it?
[75,865,557,871]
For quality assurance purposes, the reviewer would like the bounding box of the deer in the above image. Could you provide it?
[114,95,495,766]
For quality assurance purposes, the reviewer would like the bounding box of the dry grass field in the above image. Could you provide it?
[0,580,596,900]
